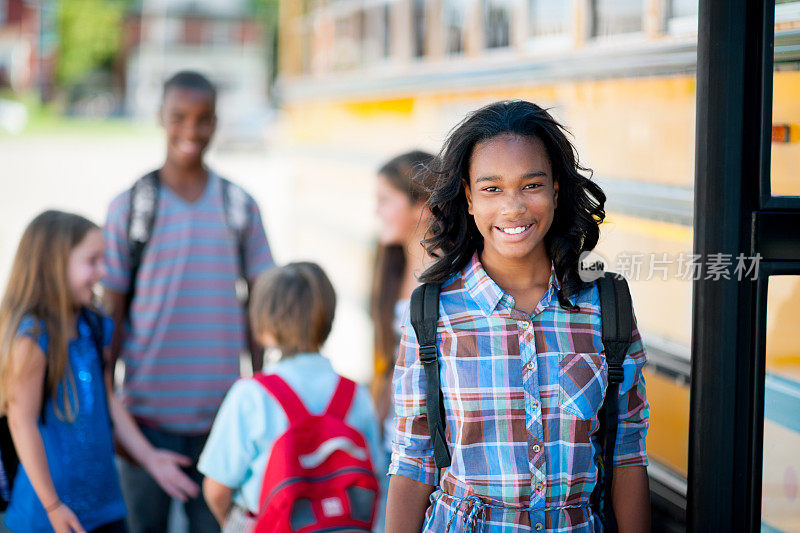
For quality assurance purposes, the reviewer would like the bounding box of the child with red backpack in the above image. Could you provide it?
[198,262,382,533]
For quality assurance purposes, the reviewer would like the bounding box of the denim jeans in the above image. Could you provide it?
[117,425,218,533]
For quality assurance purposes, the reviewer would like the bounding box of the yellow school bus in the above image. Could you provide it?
[273,1,800,530]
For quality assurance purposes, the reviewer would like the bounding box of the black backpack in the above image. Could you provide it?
[119,171,256,367]
[0,416,16,511]
[125,170,251,309]
[0,309,106,511]
[409,272,633,532]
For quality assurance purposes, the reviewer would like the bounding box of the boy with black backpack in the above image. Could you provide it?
[198,262,382,532]
[102,71,273,533]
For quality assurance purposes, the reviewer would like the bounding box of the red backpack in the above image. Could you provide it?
[252,373,378,533]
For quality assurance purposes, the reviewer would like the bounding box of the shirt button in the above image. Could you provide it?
[535,523,544,531]
[518,319,531,329]
[529,400,538,409]
[535,482,544,491]
[526,361,535,370]
[533,444,541,453]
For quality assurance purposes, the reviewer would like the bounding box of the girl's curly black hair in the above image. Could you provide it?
[419,100,606,308]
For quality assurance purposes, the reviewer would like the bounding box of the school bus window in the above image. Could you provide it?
[528,0,571,40]
[413,0,426,58]
[592,0,644,38]
[309,10,335,75]
[362,5,391,64]
[382,4,391,59]
[484,0,512,49]
[444,0,466,55]
[301,18,312,74]
[776,0,800,26]
[772,1,800,197]
[761,275,800,533]
[665,0,698,34]
[334,13,360,70]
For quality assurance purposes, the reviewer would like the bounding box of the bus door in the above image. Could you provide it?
[689,1,800,531]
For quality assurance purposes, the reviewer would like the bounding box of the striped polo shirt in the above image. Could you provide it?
[103,172,273,435]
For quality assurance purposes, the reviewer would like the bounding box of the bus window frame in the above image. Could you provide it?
[690,0,800,530]
[689,0,763,530]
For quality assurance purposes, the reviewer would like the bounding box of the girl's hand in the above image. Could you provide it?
[104,368,200,502]
[143,448,200,502]
[47,503,86,533]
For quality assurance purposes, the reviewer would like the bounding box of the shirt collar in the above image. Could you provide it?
[462,251,566,315]
[263,351,330,372]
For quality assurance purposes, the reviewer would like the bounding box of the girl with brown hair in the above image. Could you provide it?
[371,150,436,457]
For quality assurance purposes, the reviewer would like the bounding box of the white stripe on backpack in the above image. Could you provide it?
[298,437,367,469]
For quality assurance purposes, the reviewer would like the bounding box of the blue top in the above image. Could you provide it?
[4,312,126,533]
[198,352,383,514]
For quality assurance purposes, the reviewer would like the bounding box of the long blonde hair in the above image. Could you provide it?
[0,210,99,421]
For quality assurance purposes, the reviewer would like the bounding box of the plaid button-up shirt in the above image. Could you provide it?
[389,253,649,532]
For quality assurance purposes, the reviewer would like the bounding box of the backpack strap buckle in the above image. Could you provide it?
[607,362,625,384]
[410,283,452,470]
[419,344,438,364]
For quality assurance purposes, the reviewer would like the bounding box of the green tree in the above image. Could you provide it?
[249,0,280,28]
[56,0,131,87]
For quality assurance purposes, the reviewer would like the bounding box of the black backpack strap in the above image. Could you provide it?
[126,172,250,302]
[81,309,115,429]
[595,272,633,532]
[126,170,160,313]
[0,417,16,509]
[81,308,106,368]
[409,283,451,470]
[220,177,250,301]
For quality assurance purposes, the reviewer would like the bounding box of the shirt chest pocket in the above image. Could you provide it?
[558,352,608,421]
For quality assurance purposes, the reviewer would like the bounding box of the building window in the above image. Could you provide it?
[592,0,644,37]
[484,0,511,49]
[412,0,426,57]
[147,16,182,45]
[211,21,230,45]
[443,0,466,55]
[528,0,571,39]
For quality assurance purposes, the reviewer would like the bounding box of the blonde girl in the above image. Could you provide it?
[0,210,198,533]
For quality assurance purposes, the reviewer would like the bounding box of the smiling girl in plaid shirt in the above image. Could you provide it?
[385,101,650,532]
